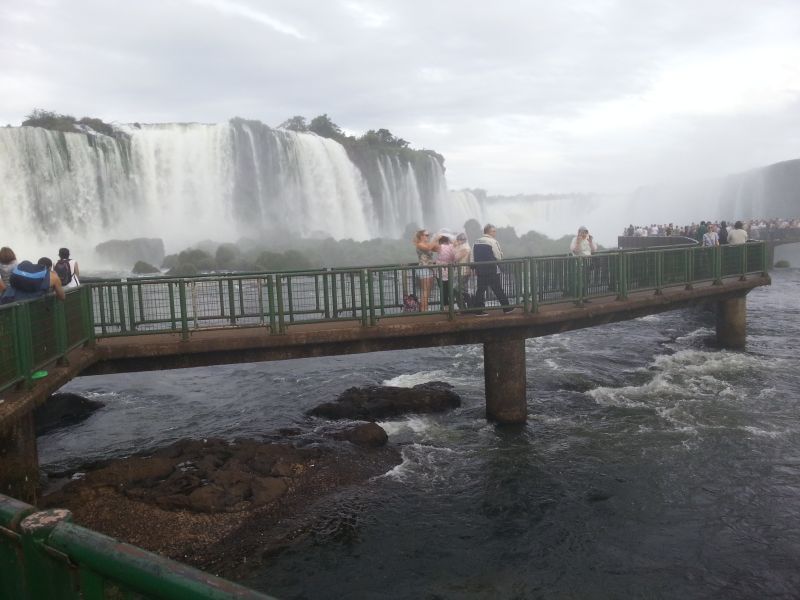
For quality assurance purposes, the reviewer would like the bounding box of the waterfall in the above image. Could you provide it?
[0,120,455,262]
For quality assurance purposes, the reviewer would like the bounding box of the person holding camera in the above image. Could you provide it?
[570,226,597,256]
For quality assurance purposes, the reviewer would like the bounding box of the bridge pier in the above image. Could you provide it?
[484,339,527,423]
[0,413,39,503]
[716,295,747,349]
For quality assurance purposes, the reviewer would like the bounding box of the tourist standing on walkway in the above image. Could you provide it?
[413,229,440,312]
[453,233,472,308]
[702,224,720,246]
[0,247,17,287]
[55,247,80,288]
[436,234,456,308]
[728,221,749,245]
[570,226,597,256]
[471,224,511,315]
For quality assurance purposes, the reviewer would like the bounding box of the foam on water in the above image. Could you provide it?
[588,348,780,409]
[381,369,476,388]
[380,443,465,489]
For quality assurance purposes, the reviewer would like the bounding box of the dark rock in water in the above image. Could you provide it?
[39,432,401,578]
[331,422,389,447]
[95,238,165,269]
[132,260,160,274]
[35,393,104,436]
[308,381,461,420]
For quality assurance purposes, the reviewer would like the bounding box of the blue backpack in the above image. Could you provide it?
[9,261,49,292]
[1,261,51,304]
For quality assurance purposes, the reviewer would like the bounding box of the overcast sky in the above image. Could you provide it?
[2,0,800,194]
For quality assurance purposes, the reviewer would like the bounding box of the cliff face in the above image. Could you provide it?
[719,158,800,219]
[0,119,465,256]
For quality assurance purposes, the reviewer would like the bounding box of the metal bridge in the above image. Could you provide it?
[0,241,771,599]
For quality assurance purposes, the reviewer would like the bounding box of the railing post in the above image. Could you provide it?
[54,299,68,364]
[13,303,33,388]
[126,282,136,332]
[81,286,96,347]
[713,245,722,285]
[447,265,455,320]
[359,269,369,326]
[574,257,584,306]
[367,269,377,325]
[322,270,331,319]
[178,281,189,341]
[275,275,286,334]
[266,275,277,333]
[654,251,663,295]
[20,509,77,598]
[227,279,237,325]
[617,251,628,300]
[685,248,694,290]
[116,285,127,334]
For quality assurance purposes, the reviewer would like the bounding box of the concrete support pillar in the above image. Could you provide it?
[0,412,40,502]
[484,339,527,423]
[716,296,747,349]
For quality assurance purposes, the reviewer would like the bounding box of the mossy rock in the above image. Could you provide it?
[774,260,791,268]
[133,260,160,274]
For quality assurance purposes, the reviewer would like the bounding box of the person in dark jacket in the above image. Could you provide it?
[470,224,512,315]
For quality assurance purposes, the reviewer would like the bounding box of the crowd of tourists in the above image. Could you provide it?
[0,246,80,305]
[412,223,517,316]
[624,218,800,243]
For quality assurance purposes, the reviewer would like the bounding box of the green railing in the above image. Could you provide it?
[86,242,768,337]
[0,287,94,395]
[0,494,275,600]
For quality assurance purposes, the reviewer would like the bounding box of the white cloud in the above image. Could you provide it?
[186,0,309,39]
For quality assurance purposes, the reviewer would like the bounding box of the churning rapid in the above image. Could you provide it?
[0,120,483,257]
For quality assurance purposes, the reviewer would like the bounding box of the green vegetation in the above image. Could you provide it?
[276,113,443,164]
[22,109,122,137]
[774,260,791,268]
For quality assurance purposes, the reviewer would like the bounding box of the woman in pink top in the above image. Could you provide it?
[436,235,457,308]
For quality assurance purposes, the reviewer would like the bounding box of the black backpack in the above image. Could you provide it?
[54,258,72,285]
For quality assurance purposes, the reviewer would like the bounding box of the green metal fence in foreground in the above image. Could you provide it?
[0,494,275,600]
[0,243,768,394]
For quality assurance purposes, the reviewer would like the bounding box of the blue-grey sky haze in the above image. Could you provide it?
[2,0,799,194]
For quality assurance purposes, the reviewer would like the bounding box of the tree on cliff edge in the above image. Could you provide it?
[309,114,345,142]
[278,116,308,132]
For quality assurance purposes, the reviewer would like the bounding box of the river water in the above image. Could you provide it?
[40,264,800,599]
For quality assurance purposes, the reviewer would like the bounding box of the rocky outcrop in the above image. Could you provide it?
[41,434,401,575]
[307,381,461,420]
[46,438,319,514]
[34,392,104,436]
[95,238,165,269]
[132,260,160,274]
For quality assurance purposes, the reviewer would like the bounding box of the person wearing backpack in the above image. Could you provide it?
[54,247,80,289]
[0,258,65,304]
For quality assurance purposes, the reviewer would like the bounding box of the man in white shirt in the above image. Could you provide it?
[728,221,749,245]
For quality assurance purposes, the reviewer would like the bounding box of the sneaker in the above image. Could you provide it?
[475,311,489,316]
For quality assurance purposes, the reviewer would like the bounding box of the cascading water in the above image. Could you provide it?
[0,120,456,262]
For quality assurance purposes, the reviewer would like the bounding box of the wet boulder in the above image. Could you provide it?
[308,381,461,420]
[331,422,389,447]
[35,392,105,436]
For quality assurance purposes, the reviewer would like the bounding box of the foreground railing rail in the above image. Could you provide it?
[0,494,274,600]
[0,243,768,393]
